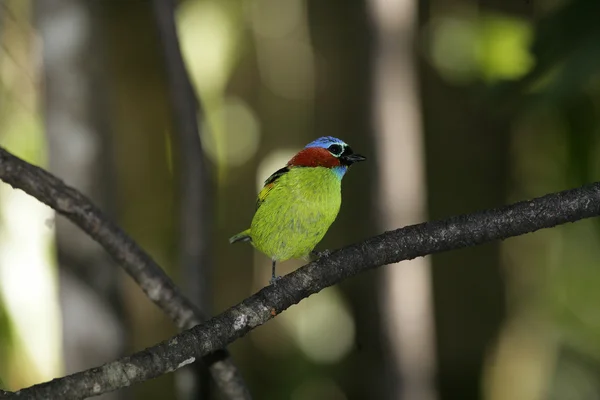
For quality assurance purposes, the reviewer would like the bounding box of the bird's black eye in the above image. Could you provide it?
[327,144,343,156]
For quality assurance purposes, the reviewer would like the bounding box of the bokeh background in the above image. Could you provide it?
[0,0,599,399]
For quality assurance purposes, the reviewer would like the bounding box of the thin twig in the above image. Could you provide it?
[4,160,600,398]
[151,0,228,398]
[151,0,213,312]
[152,0,213,326]
[0,147,246,398]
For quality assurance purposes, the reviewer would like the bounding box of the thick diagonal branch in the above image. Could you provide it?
[7,177,600,399]
[0,148,249,398]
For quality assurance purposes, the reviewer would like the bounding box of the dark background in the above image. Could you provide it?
[0,0,600,399]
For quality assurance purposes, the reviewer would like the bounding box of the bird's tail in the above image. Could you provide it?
[229,229,252,244]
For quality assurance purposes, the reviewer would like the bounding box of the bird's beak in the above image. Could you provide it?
[341,153,366,165]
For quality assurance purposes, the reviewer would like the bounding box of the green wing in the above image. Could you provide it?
[256,166,289,210]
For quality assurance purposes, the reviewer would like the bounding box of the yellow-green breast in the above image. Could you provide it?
[249,167,341,261]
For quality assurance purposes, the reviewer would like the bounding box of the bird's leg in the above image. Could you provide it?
[270,259,281,285]
[310,249,331,260]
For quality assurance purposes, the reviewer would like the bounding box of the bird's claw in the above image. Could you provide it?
[270,275,282,285]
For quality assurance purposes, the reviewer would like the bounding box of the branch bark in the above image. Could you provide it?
[2,144,600,398]
[0,147,249,399]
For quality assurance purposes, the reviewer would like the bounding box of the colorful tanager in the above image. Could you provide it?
[229,136,366,284]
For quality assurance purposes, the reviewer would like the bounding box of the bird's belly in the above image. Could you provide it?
[250,184,340,261]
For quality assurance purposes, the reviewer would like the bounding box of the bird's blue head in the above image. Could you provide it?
[304,136,347,150]
[288,136,365,179]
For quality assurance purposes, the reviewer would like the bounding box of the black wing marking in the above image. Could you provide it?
[256,166,290,210]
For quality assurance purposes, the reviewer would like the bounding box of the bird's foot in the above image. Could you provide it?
[310,249,331,260]
[269,275,282,285]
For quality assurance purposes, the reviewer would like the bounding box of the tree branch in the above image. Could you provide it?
[6,168,600,398]
[0,147,249,398]
[0,147,201,324]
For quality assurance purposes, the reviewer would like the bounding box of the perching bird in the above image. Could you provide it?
[229,136,365,284]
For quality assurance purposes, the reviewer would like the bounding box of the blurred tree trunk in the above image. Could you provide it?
[418,0,532,398]
[368,0,437,399]
[98,2,178,399]
[307,1,382,398]
[421,67,507,400]
[34,1,127,399]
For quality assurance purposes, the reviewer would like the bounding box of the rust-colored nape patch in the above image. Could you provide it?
[287,147,341,168]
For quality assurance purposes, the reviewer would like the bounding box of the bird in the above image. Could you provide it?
[229,136,366,284]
